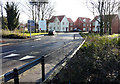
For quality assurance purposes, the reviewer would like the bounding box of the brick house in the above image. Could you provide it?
[119,5,120,33]
[67,18,74,31]
[0,17,1,29]
[74,17,91,32]
[91,15,120,34]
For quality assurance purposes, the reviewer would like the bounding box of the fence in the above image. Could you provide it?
[3,34,85,83]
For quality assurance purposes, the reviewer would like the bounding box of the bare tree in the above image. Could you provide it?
[103,0,119,35]
[86,0,119,36]
[20,0,55,32]
[40,2,55,31]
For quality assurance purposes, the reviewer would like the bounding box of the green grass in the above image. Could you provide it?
[104,34,120,38]
[2,29,48,39]
[25,32,48,36]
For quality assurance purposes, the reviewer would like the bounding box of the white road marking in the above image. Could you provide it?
[34,38,41,41]
[19,55,35,61]
[35,35,44,38]
[31,46,35,47]
[0,50,16,55]
[3,53,19,58]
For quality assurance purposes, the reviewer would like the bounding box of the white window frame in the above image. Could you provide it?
[83,28,86,31]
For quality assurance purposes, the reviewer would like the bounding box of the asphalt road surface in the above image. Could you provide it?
[1,32,83,76]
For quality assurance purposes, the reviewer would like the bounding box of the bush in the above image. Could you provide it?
[2,29,29,39]
[118,38,120,46]
[50,34,120,83]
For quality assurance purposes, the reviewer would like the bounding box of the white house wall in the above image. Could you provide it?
[60,16,69,32]
[53,17,61,31]
[49,16,69,32]
[49,17,61,31]
[93,17,100,32]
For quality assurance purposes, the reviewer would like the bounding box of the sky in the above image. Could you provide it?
[53,0,94,21]
[1,0,94,23]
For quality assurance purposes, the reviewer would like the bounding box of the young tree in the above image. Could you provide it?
[4,2,20,31]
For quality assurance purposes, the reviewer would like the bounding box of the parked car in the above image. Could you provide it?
[73,28,81,32]
[48,30,56,35]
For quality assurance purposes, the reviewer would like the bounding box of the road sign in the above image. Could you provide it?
[27,20,35,32]
[38,20,46,31]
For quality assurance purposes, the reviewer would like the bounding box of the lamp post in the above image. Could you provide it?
[29,0,48,32]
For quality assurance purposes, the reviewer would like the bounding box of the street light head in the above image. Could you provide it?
[38,0,48,3]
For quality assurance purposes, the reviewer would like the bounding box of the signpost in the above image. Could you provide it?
[28,20,35,38]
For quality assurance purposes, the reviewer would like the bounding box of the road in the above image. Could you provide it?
[1,32,83,76]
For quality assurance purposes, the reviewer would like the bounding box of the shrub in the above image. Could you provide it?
[118,38,120,46]
[50,34,120,83]
[2,29,29,39]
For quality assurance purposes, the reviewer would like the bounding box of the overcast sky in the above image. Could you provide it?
[1,0,94,23]
[53,0,94,21]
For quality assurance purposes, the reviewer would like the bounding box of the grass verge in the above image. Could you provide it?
[1,29,48,39]
[25,32,48,36]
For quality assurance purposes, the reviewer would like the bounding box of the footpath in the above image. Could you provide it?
[0,35,44,47]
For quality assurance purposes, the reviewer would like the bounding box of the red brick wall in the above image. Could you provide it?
[74,18,91,31]
[69,23,74,31]
[112,15,120,34]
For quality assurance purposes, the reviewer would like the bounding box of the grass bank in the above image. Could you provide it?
[48,33,120,83]
[1,29,48,39]
[25,32,48,37]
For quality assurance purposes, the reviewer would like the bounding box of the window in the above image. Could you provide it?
[87,28,89,31]
[63,22,64,25]
[93,22,95,26]
[71,27,73,30]
[83,28,86,31]
[58,22,59,25]
[90,28,91,30]
[63,27,64,30]
[70,23,73,26]
[90,24,91,27]
[54,27,55,30]
[83,19,86,22]
[83,24,86,27]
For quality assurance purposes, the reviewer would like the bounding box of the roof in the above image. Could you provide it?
[57,15,65,22]
[49,15,65,22]
[67,18,73,23]
[49,16,56,22]
[91,14,118,23]
[77,17,91,23]
[91,16,99,22]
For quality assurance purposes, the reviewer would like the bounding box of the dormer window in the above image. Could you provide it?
[83,19,86,22]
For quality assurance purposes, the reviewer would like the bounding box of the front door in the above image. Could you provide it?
[66,27,68,32]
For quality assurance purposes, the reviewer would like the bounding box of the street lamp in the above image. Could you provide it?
[29,0,48,33]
